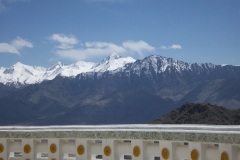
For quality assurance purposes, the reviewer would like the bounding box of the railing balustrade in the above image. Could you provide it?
[0,124,239,160]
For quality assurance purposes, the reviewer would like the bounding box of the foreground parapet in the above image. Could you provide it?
[0,124,239,160]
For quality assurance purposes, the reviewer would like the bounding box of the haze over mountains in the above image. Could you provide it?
[0,53,240,125]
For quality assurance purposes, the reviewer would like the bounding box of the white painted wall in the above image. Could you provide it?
[175,143,189,160]
[0,138,240,160]
[206,146,219,160]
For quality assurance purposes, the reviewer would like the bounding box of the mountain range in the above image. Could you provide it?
[0,53,135,87]
[0,53,240,125]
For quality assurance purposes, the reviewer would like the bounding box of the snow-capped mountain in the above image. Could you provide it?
[120,55,192,74]
[0,53,238,87]
[116,55,218,77]
[0,62,46,86]
[0,53,136,86]
[44,61,95,79]
[92,53,135,72]
[0,54,240,125]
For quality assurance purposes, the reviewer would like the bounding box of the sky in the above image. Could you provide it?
[0,0,239,67]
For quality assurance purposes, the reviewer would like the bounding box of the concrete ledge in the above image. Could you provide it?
[0,124,240,144]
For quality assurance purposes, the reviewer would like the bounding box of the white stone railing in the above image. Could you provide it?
[0,124,240,160]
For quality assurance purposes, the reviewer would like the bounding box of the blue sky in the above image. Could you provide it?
[0,0,239,67]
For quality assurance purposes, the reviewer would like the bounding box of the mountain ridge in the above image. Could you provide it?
[1,54,239,87]
[0,54,240,125]
[0,53,135,87]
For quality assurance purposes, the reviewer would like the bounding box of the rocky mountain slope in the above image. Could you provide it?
[0,54,240,125]
[150,103,240,125]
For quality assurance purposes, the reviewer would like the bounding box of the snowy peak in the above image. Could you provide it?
[92,53,136,72]
[0,54,135,86]
[0,62,46,86]
[104,52,121,61]
[60,61,95,77]
[47,61,65,71]
[127,55,218,75]
[129,55,190,73]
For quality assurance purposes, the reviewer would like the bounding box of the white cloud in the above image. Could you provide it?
[51,37,155,60]
[0,37,33,54]
[123,40,155,54]
[159,46,168,50]
[56,49,87,61]
[160,44,182,50]
[169,44,182,49]
[85,41,126,53]
[50,34,78,49]
[11,37,33,49]
[56,48,108,61]
[0,43,19,54]
[50,34,155,61]
[56,42,126,61]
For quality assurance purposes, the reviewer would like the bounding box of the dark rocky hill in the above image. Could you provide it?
[150,103,240,125]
